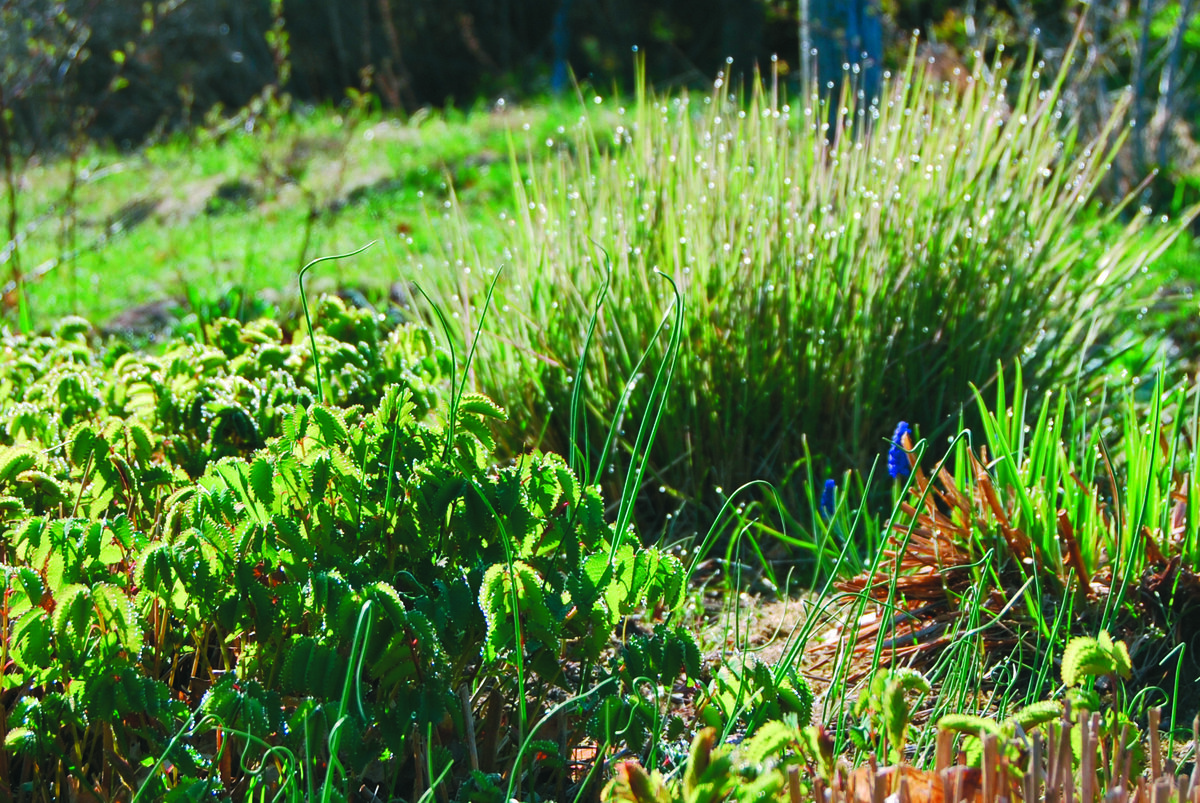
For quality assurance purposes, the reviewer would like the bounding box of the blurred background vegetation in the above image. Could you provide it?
[2,0,1196,203]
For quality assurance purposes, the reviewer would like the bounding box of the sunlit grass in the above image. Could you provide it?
[4,99,583,322]
[408,45,1198,532]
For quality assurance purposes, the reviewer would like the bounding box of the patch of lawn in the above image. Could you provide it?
[4,97,584,324]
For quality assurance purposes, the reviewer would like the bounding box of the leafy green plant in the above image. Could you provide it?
[848,668,932,764]
[0,303,696,797]
[697,659,813,741]
[1062,630,1134,693]
[939,699,1064,765]
[938,630,1145,797]
[0,297,452,503]
[604,723,809,803]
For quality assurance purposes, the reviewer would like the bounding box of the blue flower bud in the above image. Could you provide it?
[888,422,912,479]
[819,478,836,518]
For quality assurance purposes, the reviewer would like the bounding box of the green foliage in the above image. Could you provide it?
[935,632,1147,791]
[604,723,809,803]
[421,48,1197,529]
[851,668,931,763]
[3,35,1198,800]
[697,658,813,742]
[0,306,693,798]
[1062,631,1133,689]
[0,301,450,511]
[939,699,1064,766]
[838,363,1200,735]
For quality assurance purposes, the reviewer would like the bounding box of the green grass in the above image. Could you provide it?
[4,43,1200,801]
[402,46,1199,533]
[3,98,581,323]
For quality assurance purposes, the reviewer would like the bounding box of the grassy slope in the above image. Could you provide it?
[6,99,579,323]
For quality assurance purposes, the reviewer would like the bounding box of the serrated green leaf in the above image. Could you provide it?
[114,662,148,715]
[310,570,351,627]
[0,447,37,487]
[456,415,497,454]
[1063,635,1117,687]
[67,424,99,468]
[136,542,175,596]
[45,549,69,591]
[370,632,420,689]
[0,495,25,517]
[778,672,813,723]
[125,420,155,464]
[281,637,347,701]
[281,637,316,694]
[376,385,416,432]
[310,455,332,502]
[4,727,38,756]
[456,394,506,420]
[311,642,349,702]
[551,461,580,506]
[430,476,467,522]
[311,405,349,446]
[14,566,45,610]
[568,552,612,614]
[200,675,240,720]
[249,457,275,508]
[524,459,563,517]
[212,460,270,526]
[479,561,559,663]
[1107,633,1133,680]
[886,668,932,696]
[52,584,92,663]
[281,406,308,445]
[742,720,798,764]
[875,668,930,758]
[11,609,53,670]
[607,544,639,615]
[15,470,71,508]
[366,581,408,628]
[937,713,1001,737]
[103,518,132,562]
[642,551,685,612]
[1009,700,1063,732]
[93,583,143,658]
[268,514,310,562]
[479,564,510,663]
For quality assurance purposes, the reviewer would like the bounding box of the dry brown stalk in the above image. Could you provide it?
[816,705,1197,803]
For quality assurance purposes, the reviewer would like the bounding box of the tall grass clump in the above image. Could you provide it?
[415,41,1194,528]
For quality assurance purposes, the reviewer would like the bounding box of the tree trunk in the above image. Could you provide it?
[807,0,884,120]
